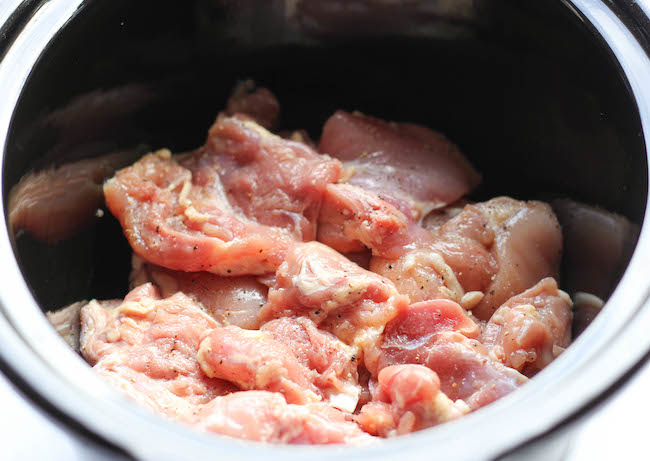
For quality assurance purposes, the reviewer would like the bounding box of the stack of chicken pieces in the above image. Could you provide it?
[50,82,574,444]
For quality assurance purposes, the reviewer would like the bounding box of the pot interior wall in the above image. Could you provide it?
[3,0,647,312]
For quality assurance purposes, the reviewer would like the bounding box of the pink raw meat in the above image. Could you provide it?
[372,197,562,320]
[356,364,468,437]
[482,278,573,375]
[224,80,280,131]
[319,110,480,221]
[205,114,342,241]
[317,183,431,258]
[130,255,268,329]
[104,149,295,275]
[197,326,320,404]
[377,300,527,410]
[80,284,235,411]
[194,391,371,444]
[258,242,410,361]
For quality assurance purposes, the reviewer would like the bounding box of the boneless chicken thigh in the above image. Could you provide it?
[482,278,573,375]
[131,255,268,329]
[42,85,591,444]
[319,110,480,221]
[372,197,562,320]
[258,242,410,357]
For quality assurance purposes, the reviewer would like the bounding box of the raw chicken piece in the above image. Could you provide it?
[384,299,480,343]
[263,317,361,412]
[9,148,140,243]
[198,317,362,411]
[225,80,280,131]
[481,278,573,375]
[96,360,370,444]
[472,198,562,320]
[205,114,343,241]
[319,111,480,220]
[553,198,639,300]
[130,255,267,329]
[378,301,527,409]
[370,202,496,305]
[104,149,295,275]
[80,283,234,407]
[356,365,469,437]
[198,326,320,405]
[317,183,431,258]
[258,242,409,361]
[372,197,562,320]
[194,391,371,444]
[47,299,122,351]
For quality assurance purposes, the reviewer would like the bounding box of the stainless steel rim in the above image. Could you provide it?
[0,1,649,460]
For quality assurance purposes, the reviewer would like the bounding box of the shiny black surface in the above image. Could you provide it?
[4,0,646,312]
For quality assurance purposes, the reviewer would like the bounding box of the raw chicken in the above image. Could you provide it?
[130,255,267,329]
[104,149,296,275]
[356,365,469,437]
[198,326,320,405]
[52,91,588,444]
[263,317,361,412]
[372,197,562,320]
[80,283,234,407]
[319,111,480,220]
[225,80,281,131]
[47,299,120,351]
[205,114,343,241]
[481,278,573,375]
[194,391,371,444]
[258,242,410,361]
[198,317,361,411]
[317,183,430,258]
[377,300,527,409]
[472,198,562,320]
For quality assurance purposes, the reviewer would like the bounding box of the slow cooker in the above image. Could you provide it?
[0,1,649,459]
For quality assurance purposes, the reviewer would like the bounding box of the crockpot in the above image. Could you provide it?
[0,1,649,459]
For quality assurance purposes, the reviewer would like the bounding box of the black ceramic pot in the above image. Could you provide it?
[0,1,649,459]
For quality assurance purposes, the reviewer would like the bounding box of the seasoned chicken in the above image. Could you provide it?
[482,278,573,375]
[319,110,480,221]
[131,255,267,329]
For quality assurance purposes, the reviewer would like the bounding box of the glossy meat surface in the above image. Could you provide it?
[197,317,361,411]
[378,300,527,409]
[372,197,562,320]
[319,111,480,220]
[80,284,234,409]
[194,391,371,444]
[198,326,320,404]
[131,255,267,329]
[317,183,430,258]
[104,149,295,275]
[259,242,409,358]
[482,278,573,374]
[263,317,362,412]
[206,114,342,241]
[356,365,469,437]
[50,92,592,444]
